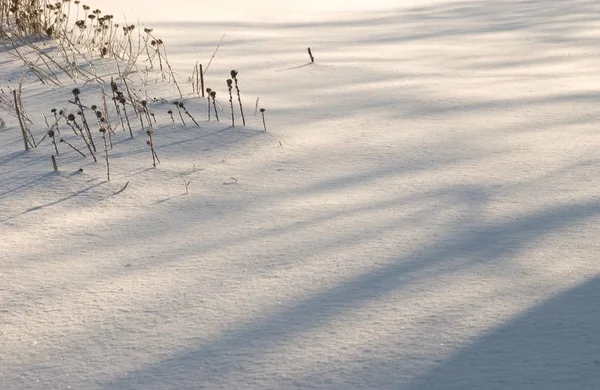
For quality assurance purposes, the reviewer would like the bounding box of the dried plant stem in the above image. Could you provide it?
[308,47,315,63]
[121,103,133,138]
[72,95,96,152]
[211,92,219,121]
[204,34,225,75]
[261,109,267,131]
[69,119,97,162]
[182,106,199,127]
[175,103,186,125]
[50,134,59,155]
[147,131,160,167]
[13,90,29,151]
[207,96,211,120]
[60,138,86,157]
[227,79,235,126]
[199,64,204,97]
[101,131,110,181]
[233,75,245,126]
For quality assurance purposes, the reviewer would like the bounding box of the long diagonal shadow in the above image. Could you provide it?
[101,198,600,388]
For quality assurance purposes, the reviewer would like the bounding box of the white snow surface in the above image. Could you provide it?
[2,0,600,389]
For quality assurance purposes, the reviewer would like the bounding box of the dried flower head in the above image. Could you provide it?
[91,104,97,110]
[48,129,55,137]
[72,88,81,96]
[67,113,75,121]
[230,70,238,78]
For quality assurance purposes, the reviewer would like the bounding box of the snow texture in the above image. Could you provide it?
[1,0,600,389]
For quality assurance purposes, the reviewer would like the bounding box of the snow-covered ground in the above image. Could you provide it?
[2,0,600,388]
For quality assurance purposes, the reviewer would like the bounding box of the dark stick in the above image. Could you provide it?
[174,102,186,125]
[71,89,96,152]
[181,104,199,127]
[200,64,204,97]
[260,108,267,131]
[14,90,29,151]
[210,91,219,121]
[120,99,133,138]
[101,128,110,181]
[231,70,245,126]
[60,138,86,157]
[227,79,234,126]
[51,155,58,171]
[49,130,59,154]
[206,88,212,121]
[308,47,315,63]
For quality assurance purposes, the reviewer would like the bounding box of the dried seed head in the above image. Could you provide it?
[99,127,106,133]
[178,102,184,108]
[260,108,265,113]
[210,91,216,98]
[141,100,147,107]
[59,110,64,115]
[226,79,233,87]
[146,129,153,135]
[67,113,75,121]
[119,97,126,105]
[48,129,55,137]
[96,111,102,118]
[167,110,173,114]
[51,108,57,113]
[91,104,97,110]
[72,88,80,96]
[206,88,212,94]
[230,70,238,78]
